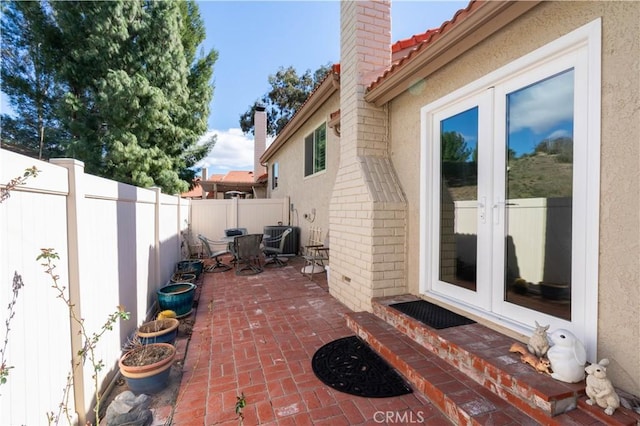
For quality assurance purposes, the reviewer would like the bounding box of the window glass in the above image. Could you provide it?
[439,107,479,291]
[305,123,327,176]
[272,163,279,190]
[504,70,574,320]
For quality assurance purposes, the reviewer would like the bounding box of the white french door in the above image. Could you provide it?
[420,19,600,350]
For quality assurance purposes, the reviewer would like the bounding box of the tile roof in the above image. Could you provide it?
[214,171,255,184]
[368,0,480,92]
[181,180,204,198]
[180,171,258,198]
[391,28,440,62]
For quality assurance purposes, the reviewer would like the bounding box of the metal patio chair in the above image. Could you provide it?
[198,234,232,273]
[263,227,293,267]
[224,228,248,260]
[233,233,264,275]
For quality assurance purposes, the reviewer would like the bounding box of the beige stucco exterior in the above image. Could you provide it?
[266,92,340,246]
[389,1,639,395]
[262,1,639,395]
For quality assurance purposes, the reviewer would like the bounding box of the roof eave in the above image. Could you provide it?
[261,73,339,163]
[365,1,542,107]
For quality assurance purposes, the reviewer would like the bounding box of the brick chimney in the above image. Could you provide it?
[329,0,407,312]
[254,106,267,182]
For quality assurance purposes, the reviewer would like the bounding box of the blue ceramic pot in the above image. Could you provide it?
[119,343,176,394]
[157,283,196,317]
[176,260,203,278]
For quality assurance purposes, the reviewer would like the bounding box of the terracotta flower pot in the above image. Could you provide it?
[119,343,176,394]
[136,318,180,345]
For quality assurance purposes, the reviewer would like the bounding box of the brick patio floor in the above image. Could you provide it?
[167,256,452,425]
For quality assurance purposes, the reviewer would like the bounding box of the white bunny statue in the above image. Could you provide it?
[585,358,620,415]
[527,321,550,358]
[547,329,587,383]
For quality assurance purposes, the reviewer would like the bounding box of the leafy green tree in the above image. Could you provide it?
[441,131,472,162]
[1,0,216,194]
[0,1,66,159]
[240,64,332,136]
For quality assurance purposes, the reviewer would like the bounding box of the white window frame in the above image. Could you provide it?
[420,19,601,358]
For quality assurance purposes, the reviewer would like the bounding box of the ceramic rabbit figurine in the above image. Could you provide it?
[547,329,587,383]
[585,359,620,415]
[527,321,550,357]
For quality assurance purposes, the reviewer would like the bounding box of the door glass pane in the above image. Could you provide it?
[504,70,573,320]
[439,107,478,291]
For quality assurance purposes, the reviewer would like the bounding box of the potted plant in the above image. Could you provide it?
[136,317,180,345]
[118,342,176,394]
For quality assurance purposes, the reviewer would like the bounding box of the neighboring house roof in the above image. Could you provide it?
[181,179,205,199]
[181,171,264,198]
[216,171,255,184]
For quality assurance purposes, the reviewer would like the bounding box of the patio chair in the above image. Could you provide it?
[224,228,248,260]
[302,230,329,280]
[198,234,232,273]
[233,233,264,275]
[263,227,293,267]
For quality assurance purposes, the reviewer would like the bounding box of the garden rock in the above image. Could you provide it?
[106,390,152,426]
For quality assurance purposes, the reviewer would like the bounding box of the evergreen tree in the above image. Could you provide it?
[240,64,332,136]
[53,0,216,193]
[1,0,216,194]
[0,1,66,159]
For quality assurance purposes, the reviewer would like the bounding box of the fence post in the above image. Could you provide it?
[49,158,87,425]
[284,196,291,225]
[231,197,239,228]
[152,187,162,294]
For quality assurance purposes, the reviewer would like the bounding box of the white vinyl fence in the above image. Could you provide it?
[454,198,572,285]
[188,196,291,252]
[0,150,189,425]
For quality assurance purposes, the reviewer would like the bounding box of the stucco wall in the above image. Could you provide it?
[266,93,340,247]
[389,1,639,394]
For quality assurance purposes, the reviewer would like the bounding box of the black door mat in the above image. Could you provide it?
[311,336,412,398]
[389,300,475,329]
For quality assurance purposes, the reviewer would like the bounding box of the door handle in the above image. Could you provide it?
[492,200,518,224]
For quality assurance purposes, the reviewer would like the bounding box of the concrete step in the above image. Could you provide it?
[343,294,639,425]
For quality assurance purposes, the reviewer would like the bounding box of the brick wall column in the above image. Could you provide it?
[329,1,407,312]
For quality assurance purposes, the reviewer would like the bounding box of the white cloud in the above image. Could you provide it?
[547,129,571,140]
[195,128,275,177]
[508,71,574,134]
[196,128,255,175]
